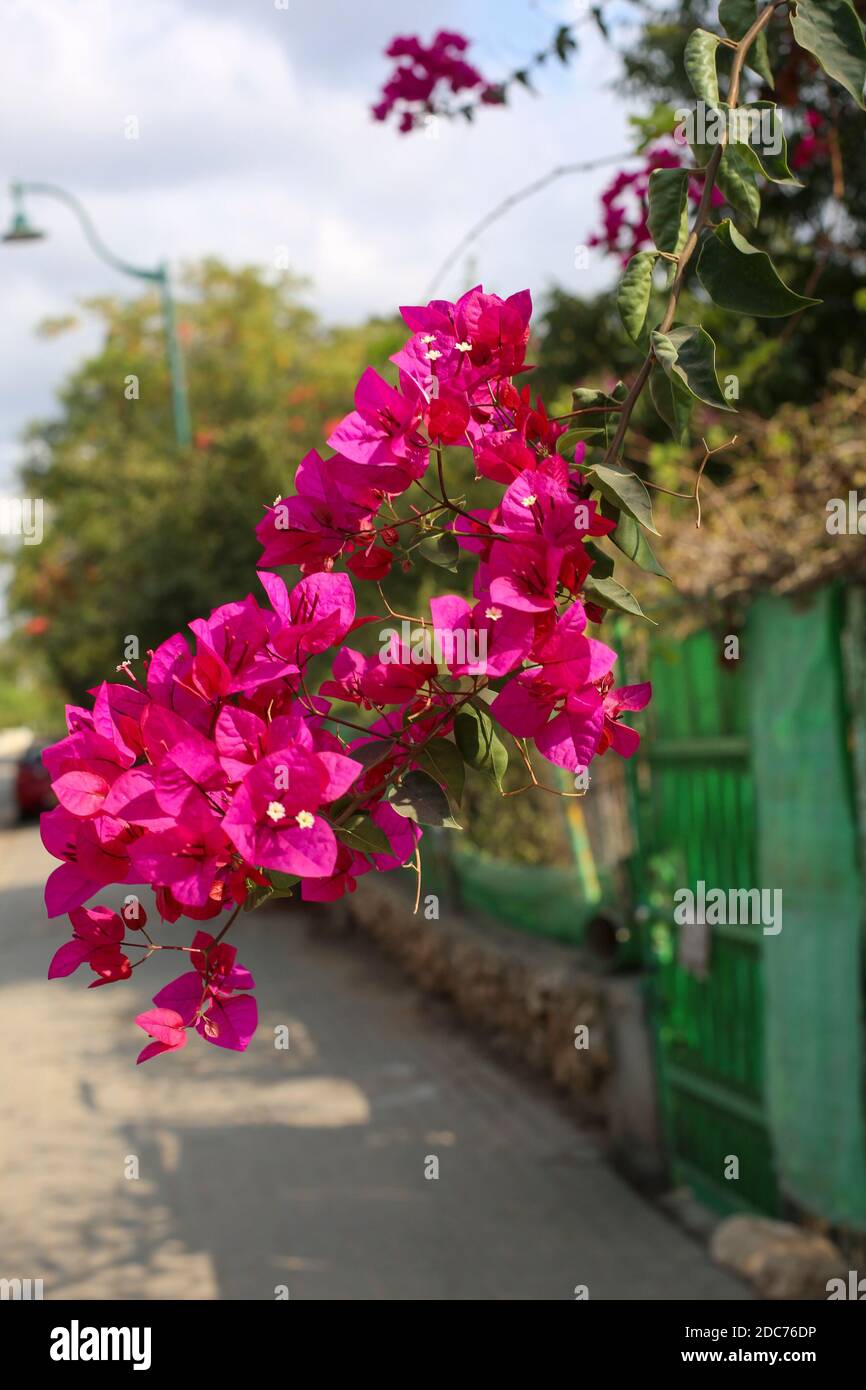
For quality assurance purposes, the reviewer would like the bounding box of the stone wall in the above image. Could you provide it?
[344,877,664,1184]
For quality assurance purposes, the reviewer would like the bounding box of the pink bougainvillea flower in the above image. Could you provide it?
[320,644,436,708]
[48,904,131,987]
[426,390,471,444]
[491,604,617,765]
[596,677,652,757]
[42,727,132,818]
[327,367,428,490]
[429,592,534,678]
[492,471,615,553]
[136,1008,189,1064]
[256,448,376,572]
[484,539,564,614]
[189,594,298,696]
[154,736,229,833]
[90,680,148,762]
[39,276,652,1070]
[300,841,371,902]
[474,433,537,485]
[372,29,485,134]
[128,824,236,910]
[42,807,133,918]
[346,541,393,581]
[222,746,360,878]
[534,688,606,773]
[261,569,356,659]
[140,931,259,1058]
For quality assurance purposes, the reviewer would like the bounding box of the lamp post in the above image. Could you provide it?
[2,181,192,447]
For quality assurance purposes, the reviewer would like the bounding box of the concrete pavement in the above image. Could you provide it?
[0,812,747,1301]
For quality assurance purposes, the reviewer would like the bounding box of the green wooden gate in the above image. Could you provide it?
[633,628,782,1216]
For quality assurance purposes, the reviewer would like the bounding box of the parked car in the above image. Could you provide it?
[14,740,56,819]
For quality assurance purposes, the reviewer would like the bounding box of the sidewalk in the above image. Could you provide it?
[0,822,747,1300]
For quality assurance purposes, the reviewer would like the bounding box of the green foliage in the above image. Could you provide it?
[790,0,866,110]
[586,463,660,535]
[696,220,822,316]
[387,769,462,829]
[651,325,735,410]
[718,0,775,88]
[580,0,864,608]
[617,251,661,345]
[647,167,690,255]
[684,28,721,105]
[9,260,404,699]
[454,704,508,789]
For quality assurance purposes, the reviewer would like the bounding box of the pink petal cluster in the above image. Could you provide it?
[589,141,726,265]
[136,931,257,1062]
[371,30,493,133]
[43,281,650,1066]
[260,283,649,776]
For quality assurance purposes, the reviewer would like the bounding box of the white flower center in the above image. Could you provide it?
[420,334,436,344]
[266,801,287,823]
[455,340,472,352]
[520,494,537,507]
[485,606,503,622]
[426,348,442,361]
[295,810,315,829]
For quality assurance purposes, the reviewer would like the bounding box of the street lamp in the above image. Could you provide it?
[2,181,192,446]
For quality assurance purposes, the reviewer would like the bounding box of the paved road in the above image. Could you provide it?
[0,810,747,1301]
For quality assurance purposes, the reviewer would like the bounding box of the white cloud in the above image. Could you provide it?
[0,0,632,484]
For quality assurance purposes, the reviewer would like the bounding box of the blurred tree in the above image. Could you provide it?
[9,260,405,698]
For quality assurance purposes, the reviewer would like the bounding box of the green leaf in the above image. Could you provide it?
[649,365,693,445]
[697,220,822,317]
[268,871,301,895]
[719,0,775,88]
[647,167,689,256]
[717,143,761,227]
[565,385,626,445]
[415,736,465,807]
[628,102,678,152]
[454,705,509,789]
[790,0,866,110]
[583,574,655,622]
[735,102,802,186]
[602,503,670,580]
[349,740,393,769]
[617,251,660,344]
[651,326,736,412]
[685,28,721,105]
[585,539,615,580]
[586,462,660,535]
[387,769,462,829]
[244,882,274,912]
[336,814,395,857]
[419,531,459,570]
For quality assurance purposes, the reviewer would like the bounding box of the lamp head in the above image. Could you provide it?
[2,209,45,243]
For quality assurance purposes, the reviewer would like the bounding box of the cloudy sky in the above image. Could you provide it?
[0,0,641,486]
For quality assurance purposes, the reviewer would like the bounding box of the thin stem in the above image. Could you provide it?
[600,3,779,469]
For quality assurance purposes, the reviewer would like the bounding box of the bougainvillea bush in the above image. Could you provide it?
[42,0,866,1064]
[42,284,650,1062]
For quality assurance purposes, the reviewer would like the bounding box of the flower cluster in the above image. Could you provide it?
[43,283,649,1065]
[791,109,830,171]
[371,30,494,133]
[588,141,725,264]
